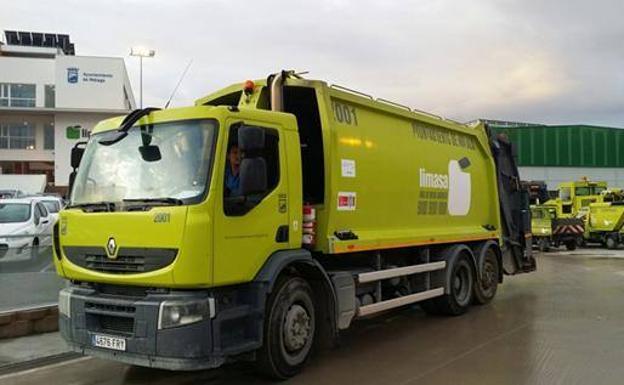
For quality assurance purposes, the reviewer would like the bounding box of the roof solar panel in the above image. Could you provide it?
[43,33,56,47]
[3,30,74,54]
[18,31,32,46]
[57,34,69,48]
[5,30,19,45]
[31,32,43,46]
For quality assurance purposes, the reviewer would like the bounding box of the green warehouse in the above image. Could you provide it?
[489,122,624,189]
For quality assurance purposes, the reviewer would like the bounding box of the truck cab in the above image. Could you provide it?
[546,180,607,218]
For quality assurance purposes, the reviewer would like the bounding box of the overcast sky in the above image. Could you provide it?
[2,0,623,126]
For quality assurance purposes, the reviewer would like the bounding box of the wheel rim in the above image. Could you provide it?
[283,304,311,352]
[481,259,496,292]
[279,300,314,366]
[453,264,471,306]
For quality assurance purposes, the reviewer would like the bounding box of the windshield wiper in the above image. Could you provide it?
[122,197,184,206]
[67,201,116,212]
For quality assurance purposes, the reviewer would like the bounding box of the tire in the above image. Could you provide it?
[257,276,316,380]
[430,253,474,316]
[473,248,499,305]
[606,236,617,250]
[565,240,577,251]
[420,299,441,315]
[537,238,550,252]
[30,238,39,259]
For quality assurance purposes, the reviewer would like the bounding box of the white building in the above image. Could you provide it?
[0,30,135,194]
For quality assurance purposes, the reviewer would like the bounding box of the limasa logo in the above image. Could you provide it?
[66,125,90,140]
[67,67,79,84]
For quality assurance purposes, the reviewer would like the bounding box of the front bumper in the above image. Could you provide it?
[59,283,266,370]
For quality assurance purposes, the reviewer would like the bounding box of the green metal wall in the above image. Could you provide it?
[491,125,624,167]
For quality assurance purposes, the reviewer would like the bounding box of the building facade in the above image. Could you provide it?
[490,123,624,189]
[0,31,135,193]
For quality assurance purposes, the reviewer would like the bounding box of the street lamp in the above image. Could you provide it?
[130,46,155,108]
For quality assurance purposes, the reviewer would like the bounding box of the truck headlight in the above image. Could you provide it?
[59,290,72,318]
[158,298,215,329]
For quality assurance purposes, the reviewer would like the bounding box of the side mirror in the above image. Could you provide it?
[71,142,88,169]
[139,145,162,162]
[239,158,267,196]
[238,125,265,151]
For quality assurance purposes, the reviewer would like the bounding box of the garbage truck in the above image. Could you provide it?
[53,71,535,379]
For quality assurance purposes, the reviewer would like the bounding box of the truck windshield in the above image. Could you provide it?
[575,186,606,196]
[71,119,217,205]
[0,203,31,223]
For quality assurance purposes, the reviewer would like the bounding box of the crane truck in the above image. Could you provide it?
[53,71,535,379]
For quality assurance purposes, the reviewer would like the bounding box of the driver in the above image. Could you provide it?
[225,143,241,196]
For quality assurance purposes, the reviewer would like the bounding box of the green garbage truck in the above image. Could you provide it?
[54,71,535,379]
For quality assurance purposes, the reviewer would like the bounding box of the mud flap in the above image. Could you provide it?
[488,128,536,274]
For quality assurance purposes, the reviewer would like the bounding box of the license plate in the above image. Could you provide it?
[92,334,126,351]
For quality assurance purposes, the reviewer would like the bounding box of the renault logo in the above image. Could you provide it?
[106,237,118,259]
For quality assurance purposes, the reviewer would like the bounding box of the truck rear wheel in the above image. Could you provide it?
[565,240,577,251]
[606,236,617,250]
[473,248,499,305]
[431,253,474,316]
[257,276,316,380]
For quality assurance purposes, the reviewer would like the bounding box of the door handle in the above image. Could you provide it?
[275,225,289,243]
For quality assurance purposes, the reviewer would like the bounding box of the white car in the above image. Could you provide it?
[34,196,64,224]
[0,198,53,259]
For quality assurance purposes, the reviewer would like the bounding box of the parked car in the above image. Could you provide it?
[0,189,26,199]
[0,198,53,258]
[34,196,64,224]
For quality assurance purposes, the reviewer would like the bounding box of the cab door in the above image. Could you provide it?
[212,121,291,286]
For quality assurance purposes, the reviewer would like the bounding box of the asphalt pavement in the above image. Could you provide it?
[0,246,63,311]
[3,248,624,385]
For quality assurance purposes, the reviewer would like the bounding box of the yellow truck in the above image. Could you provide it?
[530,205,583,251]
[545,180,607,218]
[54,71,535,378]
[585,189,624,249]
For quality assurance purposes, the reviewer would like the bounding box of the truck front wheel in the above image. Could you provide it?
[257,276,316,379]
[538,238,550,252]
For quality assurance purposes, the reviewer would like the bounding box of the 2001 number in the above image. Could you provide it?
[332,102,358,126]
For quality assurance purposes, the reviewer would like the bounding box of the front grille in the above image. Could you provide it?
[96,284,152,298]
[85,302,135,314]
[64,246,177,274]
[85,254,145,273]
[98,315,134,335]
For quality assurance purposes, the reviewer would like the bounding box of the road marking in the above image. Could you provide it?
[0,356,92,380]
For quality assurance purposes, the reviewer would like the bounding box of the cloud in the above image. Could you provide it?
[2,0,623,125]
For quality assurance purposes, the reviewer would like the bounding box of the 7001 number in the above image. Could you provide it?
[332,102,358,126]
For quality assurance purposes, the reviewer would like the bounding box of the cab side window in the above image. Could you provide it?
[37,203,48,218]
[224,124,279,216]
[33,204,41,225]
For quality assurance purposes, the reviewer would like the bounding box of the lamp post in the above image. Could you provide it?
[130,47,155,108]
